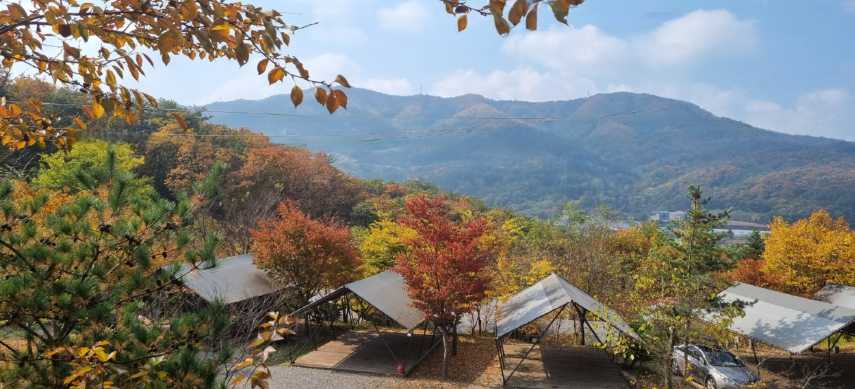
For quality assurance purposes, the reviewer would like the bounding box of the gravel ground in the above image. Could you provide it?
[266,365,402,389]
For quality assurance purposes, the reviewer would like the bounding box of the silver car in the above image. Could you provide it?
[672,344,758,388]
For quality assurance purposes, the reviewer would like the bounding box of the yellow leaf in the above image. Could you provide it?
[234,357,254,370]
[91,101,105,119]
[268,67,285,84]
[257,59,269,75]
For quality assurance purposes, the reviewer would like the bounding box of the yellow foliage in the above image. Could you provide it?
[358,219,417,275]
[763,210,855,295]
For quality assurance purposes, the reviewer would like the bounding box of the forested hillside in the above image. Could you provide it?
[208,89,855,221]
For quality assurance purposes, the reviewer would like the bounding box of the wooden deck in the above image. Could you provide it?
[293,330,439,376]
[495,343,629,389]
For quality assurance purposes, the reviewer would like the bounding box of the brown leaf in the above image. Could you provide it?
[457,14,468,32]
[550,0,571,24]
[257,59,269,75]
[326,91,339,114]
[334,74,351,88]
[509,0,528,26]
[268,67,285,84]
[290,85,304,107]
[526,3,538,31]
[493,14,510,36]
[333,90,348,109]
[314,87,328,105]
[235,43,250,66]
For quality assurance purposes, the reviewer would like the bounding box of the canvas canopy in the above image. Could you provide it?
[293,271,426,331]
[718,283,855,353]
[176,254,281,305]
[495,273,638,340]
[815,284,855,310]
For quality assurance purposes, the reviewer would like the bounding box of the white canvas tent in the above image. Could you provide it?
[815,284,855,310]
[718,283,855,353]
[494,274,638,385]
[174,254,282,305]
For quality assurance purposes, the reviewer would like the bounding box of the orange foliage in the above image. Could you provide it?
[251,202,360,306]
[394,195,494,328]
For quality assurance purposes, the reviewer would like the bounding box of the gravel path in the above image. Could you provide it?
[267,365,400,389]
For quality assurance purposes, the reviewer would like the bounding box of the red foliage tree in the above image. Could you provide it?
[394,195,494,377]
[251,201,360,307]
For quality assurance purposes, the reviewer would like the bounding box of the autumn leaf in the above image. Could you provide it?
[526,4,538,31]
[457,14,468,32]
[257,59,269,75]
[508,0,528,26]
[290,85,304,107]
[314,87,328,105]
[334,74,351,88]
[268,67,286,84]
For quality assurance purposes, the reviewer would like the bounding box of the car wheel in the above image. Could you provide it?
[705,377,717,389]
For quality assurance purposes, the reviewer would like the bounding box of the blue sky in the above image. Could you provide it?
[135,0,855,140]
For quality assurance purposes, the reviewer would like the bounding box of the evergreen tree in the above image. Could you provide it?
[628,186,740,389]
[0,147,232,387]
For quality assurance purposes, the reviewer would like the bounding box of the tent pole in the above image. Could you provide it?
[573,303,587,346]
[502,304,567,386]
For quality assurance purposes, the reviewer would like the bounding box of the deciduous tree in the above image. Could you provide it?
[251,201,360,308]
[763,210,855,295]
[394,195,495,377]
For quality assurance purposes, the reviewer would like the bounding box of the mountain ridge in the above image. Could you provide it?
[205,88,855,221]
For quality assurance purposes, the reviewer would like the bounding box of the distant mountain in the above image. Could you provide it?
[205,89,855,221]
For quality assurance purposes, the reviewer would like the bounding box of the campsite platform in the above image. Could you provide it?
[293,330,439,376]
[493,343,628,389]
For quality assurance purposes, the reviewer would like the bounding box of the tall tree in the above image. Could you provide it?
[628,186,739,389]
[763,210,855,295]
[251,201,360,308]
[394,195,494,377]
[0,147,232,387]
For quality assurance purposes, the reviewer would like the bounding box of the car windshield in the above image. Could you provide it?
[706,350,742,367]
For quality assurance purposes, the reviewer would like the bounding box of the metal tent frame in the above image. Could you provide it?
[291,271,440,376]
[494,274,639,386]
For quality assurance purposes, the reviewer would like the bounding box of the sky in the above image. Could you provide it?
[131,0,855,141]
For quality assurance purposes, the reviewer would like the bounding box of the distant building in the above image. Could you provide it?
[650,211,686,226]
[715,220,770,240]
[650,211,769,242]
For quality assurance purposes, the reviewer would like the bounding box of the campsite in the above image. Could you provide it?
[3,0,855,388]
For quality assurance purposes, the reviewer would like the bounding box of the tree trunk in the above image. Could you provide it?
[665,328,675,389]
[452,322,459,356]
[441,328,449,378]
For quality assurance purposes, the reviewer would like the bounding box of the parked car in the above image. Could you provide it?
[672,344,758,388]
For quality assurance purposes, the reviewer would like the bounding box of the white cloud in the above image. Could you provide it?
[361,77,416,95]
[502,25,628,72]
[303,52,362,81]
[376,1,430,32]
[636,9,757,66]
[432,9,855,140]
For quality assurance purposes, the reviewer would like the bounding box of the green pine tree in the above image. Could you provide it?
[0,146,232,387]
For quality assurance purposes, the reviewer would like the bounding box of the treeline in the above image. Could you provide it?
[2,77,855,388]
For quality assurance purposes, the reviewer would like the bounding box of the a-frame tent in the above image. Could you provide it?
[495,273,639,386]
[291,271,439,375]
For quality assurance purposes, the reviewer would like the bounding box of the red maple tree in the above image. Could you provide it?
[394,195,494,377]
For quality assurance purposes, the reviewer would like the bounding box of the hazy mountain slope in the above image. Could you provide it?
[206,89,855,221]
